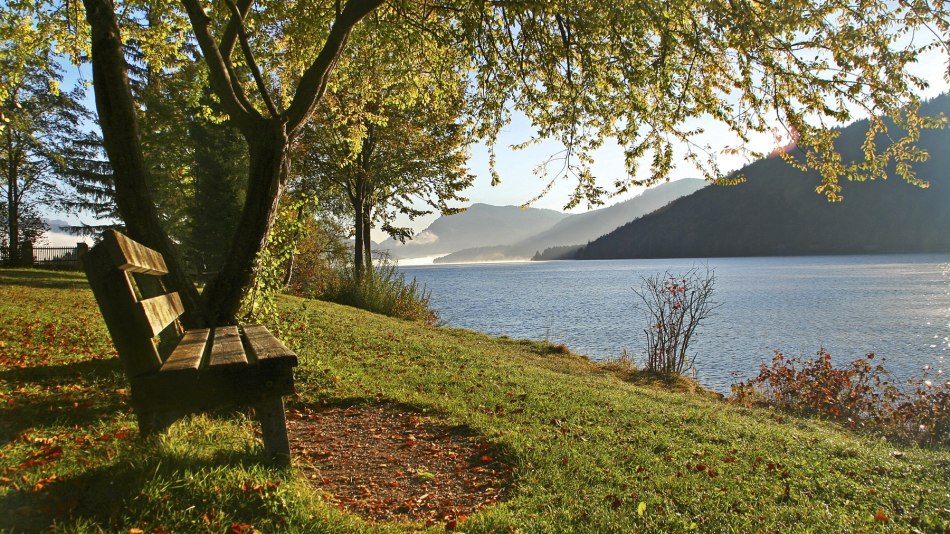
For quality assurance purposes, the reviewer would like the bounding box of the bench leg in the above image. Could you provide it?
[255,397,290,465]
[136,409,178,437]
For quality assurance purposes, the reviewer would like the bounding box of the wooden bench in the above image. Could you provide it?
[81,230,297,463]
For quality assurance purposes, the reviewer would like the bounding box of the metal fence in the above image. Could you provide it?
[1,243,88,270]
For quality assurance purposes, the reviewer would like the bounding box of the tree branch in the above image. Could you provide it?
[286,0,385,133]
[219,0,253,58]
[216,0,260,116]
[180,0,261,130]
[81,0,207,326]
[223,0,281,118]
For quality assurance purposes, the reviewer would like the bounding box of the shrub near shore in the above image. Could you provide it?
[732,349,950,446]
[0,269,948,532]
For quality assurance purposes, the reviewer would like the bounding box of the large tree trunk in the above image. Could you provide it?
[82,0,207,327]
[5,173,16,262]
[84,0,381,325]
[5,131,19,262]
[362,206,372,272]
[200,122,290,324]
[353,195,365,281]
[7,194,17,265]
[359,123,375,274]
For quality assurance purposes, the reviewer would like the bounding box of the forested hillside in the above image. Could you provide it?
[572,96,950,260]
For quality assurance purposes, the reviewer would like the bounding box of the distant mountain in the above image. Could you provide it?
[565,95,950,260]
[39,219,91,247]
[45,219,73,233]
[381,203,570,259]
[434,179,707,263]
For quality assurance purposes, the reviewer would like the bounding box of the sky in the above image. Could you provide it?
[38,33,950,246]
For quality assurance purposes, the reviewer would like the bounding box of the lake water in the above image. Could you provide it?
[399,255,950,393]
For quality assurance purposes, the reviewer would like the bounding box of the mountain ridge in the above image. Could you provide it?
[433,179,707,263]
[557,95,950,260]
[380,203,571,259]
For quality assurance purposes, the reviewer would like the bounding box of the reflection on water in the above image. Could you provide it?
[400,255,950,393]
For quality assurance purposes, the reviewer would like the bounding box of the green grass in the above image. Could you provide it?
[1,268,948,532]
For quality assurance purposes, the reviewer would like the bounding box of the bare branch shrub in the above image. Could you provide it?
[634,267,718,375]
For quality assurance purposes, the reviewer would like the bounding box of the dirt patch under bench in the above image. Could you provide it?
[287,403,512,527]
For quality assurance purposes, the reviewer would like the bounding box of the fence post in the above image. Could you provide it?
[18,240,33,267]
[75,242,89,258]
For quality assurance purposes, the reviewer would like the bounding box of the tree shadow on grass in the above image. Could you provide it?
[0,269,89,290]
[0,358,126,444]
[0,445,273,532]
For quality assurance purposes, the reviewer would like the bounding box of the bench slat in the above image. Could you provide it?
[138,292,184,337]
[82,248,163,377]
[161,328,210,372]
[102,230,169,275]
[242,325,298,366]
[208,326,248,367]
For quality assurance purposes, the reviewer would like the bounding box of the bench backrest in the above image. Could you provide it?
[82,230,185,378]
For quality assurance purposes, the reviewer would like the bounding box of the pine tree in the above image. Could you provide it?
[1,57,98,259]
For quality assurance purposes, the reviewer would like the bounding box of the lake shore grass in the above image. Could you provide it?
[0,268,948,532]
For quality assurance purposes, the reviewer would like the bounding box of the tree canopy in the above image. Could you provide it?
[298,14,474,277]
[3,0,947,322]
[1,54,99,259]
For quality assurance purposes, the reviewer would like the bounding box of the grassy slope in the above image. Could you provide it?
[0,269,947,532]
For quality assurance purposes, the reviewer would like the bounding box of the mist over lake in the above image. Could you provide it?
[400,255,950,393]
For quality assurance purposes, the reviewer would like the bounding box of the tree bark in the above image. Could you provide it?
[354,122,376,276]
[181,0,382,322]
[5,131,18,261]
[82,0,207,327]
[362,206,372,272]
[84,0,382,325]
[200,121,290,324]
[353,195,365,281]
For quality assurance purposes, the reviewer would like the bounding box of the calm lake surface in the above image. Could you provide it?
[400,255,950,393]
